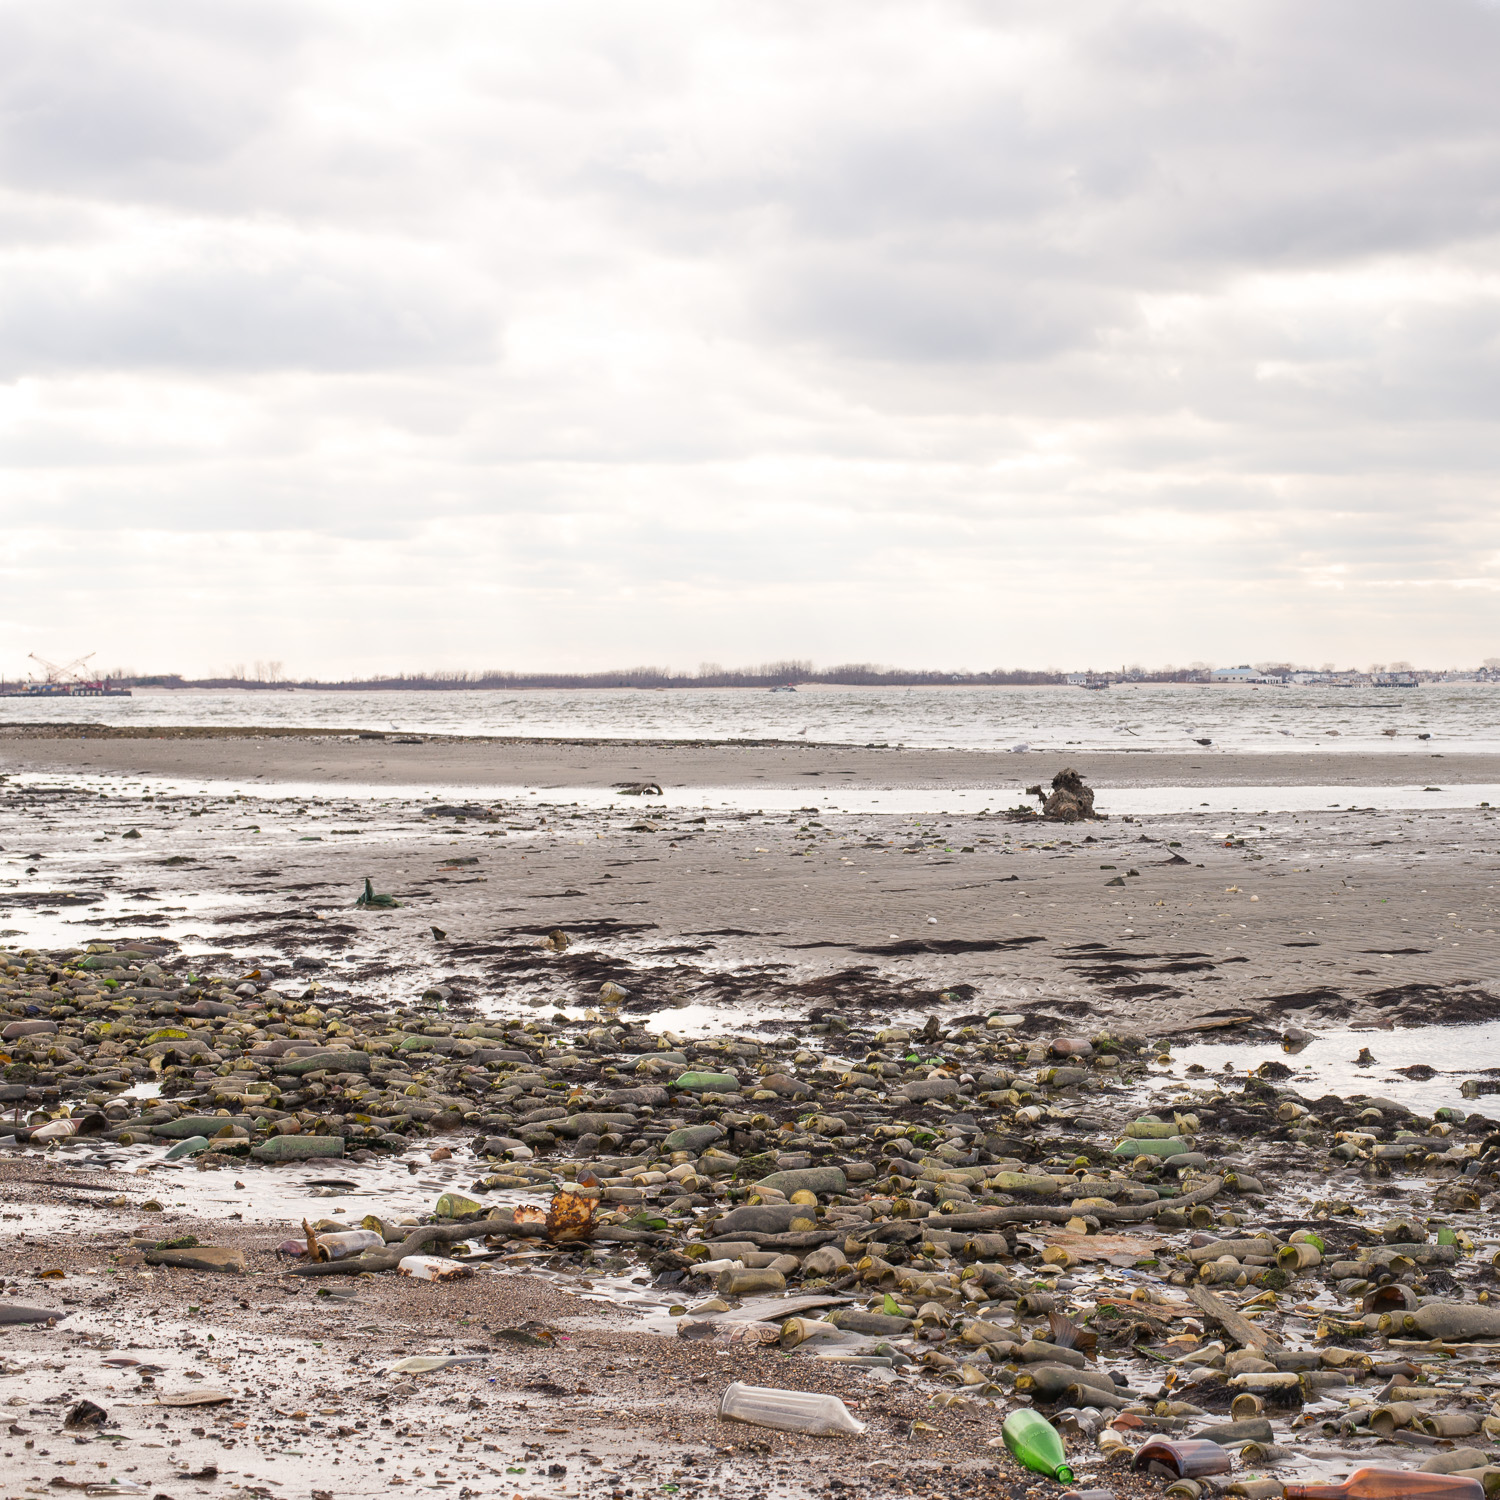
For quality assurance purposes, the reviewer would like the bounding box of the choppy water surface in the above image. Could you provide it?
[4,682,1499,753]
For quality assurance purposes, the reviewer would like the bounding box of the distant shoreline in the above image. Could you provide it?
[5,677,1488,695]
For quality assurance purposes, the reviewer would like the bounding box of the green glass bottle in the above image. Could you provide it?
[1002,1409,1075,1484]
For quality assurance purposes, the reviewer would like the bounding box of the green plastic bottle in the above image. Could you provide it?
[1002,1409,1075,1484]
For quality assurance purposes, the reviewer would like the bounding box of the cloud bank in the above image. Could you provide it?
[2,0,1499,676]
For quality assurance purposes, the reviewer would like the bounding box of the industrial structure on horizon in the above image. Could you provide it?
[0,653,132,698]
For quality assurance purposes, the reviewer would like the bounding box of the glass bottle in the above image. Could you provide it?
[1284,1469,1484,1500]
[1002,1409,1075,1483]
[1132,1439,1232,1478]
[718,1382,865,1437]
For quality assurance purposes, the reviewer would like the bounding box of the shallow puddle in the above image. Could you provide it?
[7,767,1500,818]
[1155,1019,1500,1114]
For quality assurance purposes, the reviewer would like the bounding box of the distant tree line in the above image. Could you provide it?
[59,661,1218,690]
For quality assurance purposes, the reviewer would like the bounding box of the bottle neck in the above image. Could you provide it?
[1283,1486,1346,1500]
[1056,1467,1076,1485]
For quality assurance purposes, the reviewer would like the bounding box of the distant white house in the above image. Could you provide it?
[1211,665,1282,684]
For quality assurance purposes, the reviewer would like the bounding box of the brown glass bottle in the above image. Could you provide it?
[1284,1469,1484,1500]
[1051,1037,1095,1058]
[1132,1439,1232,1479]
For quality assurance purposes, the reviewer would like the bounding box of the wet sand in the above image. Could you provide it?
[1,732,1496,1036]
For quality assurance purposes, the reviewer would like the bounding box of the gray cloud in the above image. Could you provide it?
[0,1,304,191]
[759,253,1130,362]
[575,1,1500,363]
[0,252,496,374]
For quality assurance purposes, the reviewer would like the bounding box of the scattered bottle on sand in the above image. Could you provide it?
[1284,1470,1485,1500]
[1002,1409,1075,1483]
[718,1382,865,1437]
[1133,1439,1233,1478]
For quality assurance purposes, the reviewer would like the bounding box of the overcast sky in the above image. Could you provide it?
[2,0,1499,679]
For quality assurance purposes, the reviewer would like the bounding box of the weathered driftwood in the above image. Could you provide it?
[1188,1282,1286,1353]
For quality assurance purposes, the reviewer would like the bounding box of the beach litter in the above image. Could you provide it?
[1002,1407,1076,1481]
[63,1399,108,1430]
[1016,767,1105,823]
[0,1303,71,1325]
[718,1380,865,1436]
[354,876,399,908]
[383,1354,487,1374]
[6,935,1500,1492]
[397,1253,475,1279]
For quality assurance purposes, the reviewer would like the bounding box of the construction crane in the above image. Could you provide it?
[28,652,97,686]
[2,651,129,698]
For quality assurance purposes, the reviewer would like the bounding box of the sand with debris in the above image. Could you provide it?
[3,730,1500,1500]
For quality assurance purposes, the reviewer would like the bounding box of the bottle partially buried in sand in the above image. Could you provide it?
[1284,1471,1485,1500]
[1132,1439,1232,1478]
[396,1255,474,1281]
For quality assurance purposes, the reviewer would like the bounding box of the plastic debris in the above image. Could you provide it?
[384,1355,487,1375]
[397,1255,475,1281]
[717,1381,865,1437]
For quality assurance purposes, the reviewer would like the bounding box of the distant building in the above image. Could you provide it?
[1210,665,1282,684]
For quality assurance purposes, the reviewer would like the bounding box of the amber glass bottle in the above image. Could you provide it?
[1284,1470,1484,1500]
[1132,1439,1233,1478]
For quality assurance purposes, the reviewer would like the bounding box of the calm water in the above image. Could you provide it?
[2,683,1496,753]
